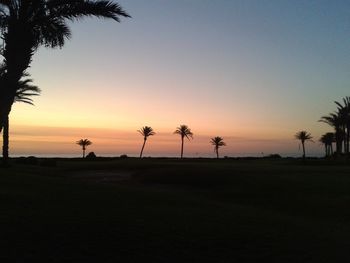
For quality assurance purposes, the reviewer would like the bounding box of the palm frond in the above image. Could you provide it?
[14,77,41,105]
[295,130,313,142]
[48,0,130,22]
[210,136,226,147]
[174,125,193,140]
[76,138,92,146]
[35,17,71,48]
[138,126,156,138]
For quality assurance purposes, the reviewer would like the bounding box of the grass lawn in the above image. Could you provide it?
[1,158,350,262]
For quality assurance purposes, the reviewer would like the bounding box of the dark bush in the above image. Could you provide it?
[265,154,282,159]
[86,152,97,159]
[120,154,128,159]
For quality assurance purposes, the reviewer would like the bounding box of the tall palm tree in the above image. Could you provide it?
[319,132,335,157]
[174,125,193,158]
[0,0,129,162]
[295,131,313,160]
[319,113,344,155]
[1,74,40,165]
[138,126,155,158]
[210,136,226,159]
[76,139,92,158]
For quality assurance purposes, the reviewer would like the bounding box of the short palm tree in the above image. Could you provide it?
[138,126,155,158]
[319,113,344,154]
[319,132,335,157]
[210,136,226,159]
[174,125,193,158]
[76,139,92,158]
[295,131,313,160]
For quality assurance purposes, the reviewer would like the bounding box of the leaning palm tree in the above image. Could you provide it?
[174,125,193,158]
[138,126,155,158]
[1,74,40,165]
[76,139,92,158]
[0,0,130,163]
[295,131,313,160]
[210,136,226,159]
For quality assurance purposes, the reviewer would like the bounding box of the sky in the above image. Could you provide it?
[7,0,350,157]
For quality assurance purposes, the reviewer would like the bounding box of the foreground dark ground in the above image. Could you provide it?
[1,157,350,262]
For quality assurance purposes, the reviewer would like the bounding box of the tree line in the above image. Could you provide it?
[77,125,227,159]
[295,96,350,159]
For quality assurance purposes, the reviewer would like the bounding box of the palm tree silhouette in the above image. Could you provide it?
[174,125,193,159]
[319,132,335,157]
[138,126,155,158]
[334,97,350,154]
[210,137,226,159]
[0,1,129,161]
[319,113,344,155]
[2,75,40,165]
[76,139,92,158]
[295,131,313,160]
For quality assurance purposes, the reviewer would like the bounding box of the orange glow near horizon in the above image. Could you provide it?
[8,122,325,157]
[8,79,330,158]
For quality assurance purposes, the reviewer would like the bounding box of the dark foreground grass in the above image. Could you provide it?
[1,158,350,262]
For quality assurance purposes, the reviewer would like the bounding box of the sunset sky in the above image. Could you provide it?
[8,0,350,157]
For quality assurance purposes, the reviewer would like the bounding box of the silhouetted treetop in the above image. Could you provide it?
[295,131,313,142]
[174,125,193,140]
[76,139,92,148]
[138,126,156,139]
[0,0,130,49]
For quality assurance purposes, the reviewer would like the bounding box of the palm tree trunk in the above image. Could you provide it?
[0,101,13,165]
[2,114,9,166]
[302,142,305,160]
[347,125,350,154]
[344,126,347,154]
[140,138,146,158]
[180,137,184,159]
[216,147,219,159]
[330,143,334,155]
[83,148,85,158]
[336,129,342,155]
[327,144,330,157]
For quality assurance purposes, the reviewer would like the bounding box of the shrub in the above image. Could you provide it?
[265,154,282,159]
[86,152,97,159]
